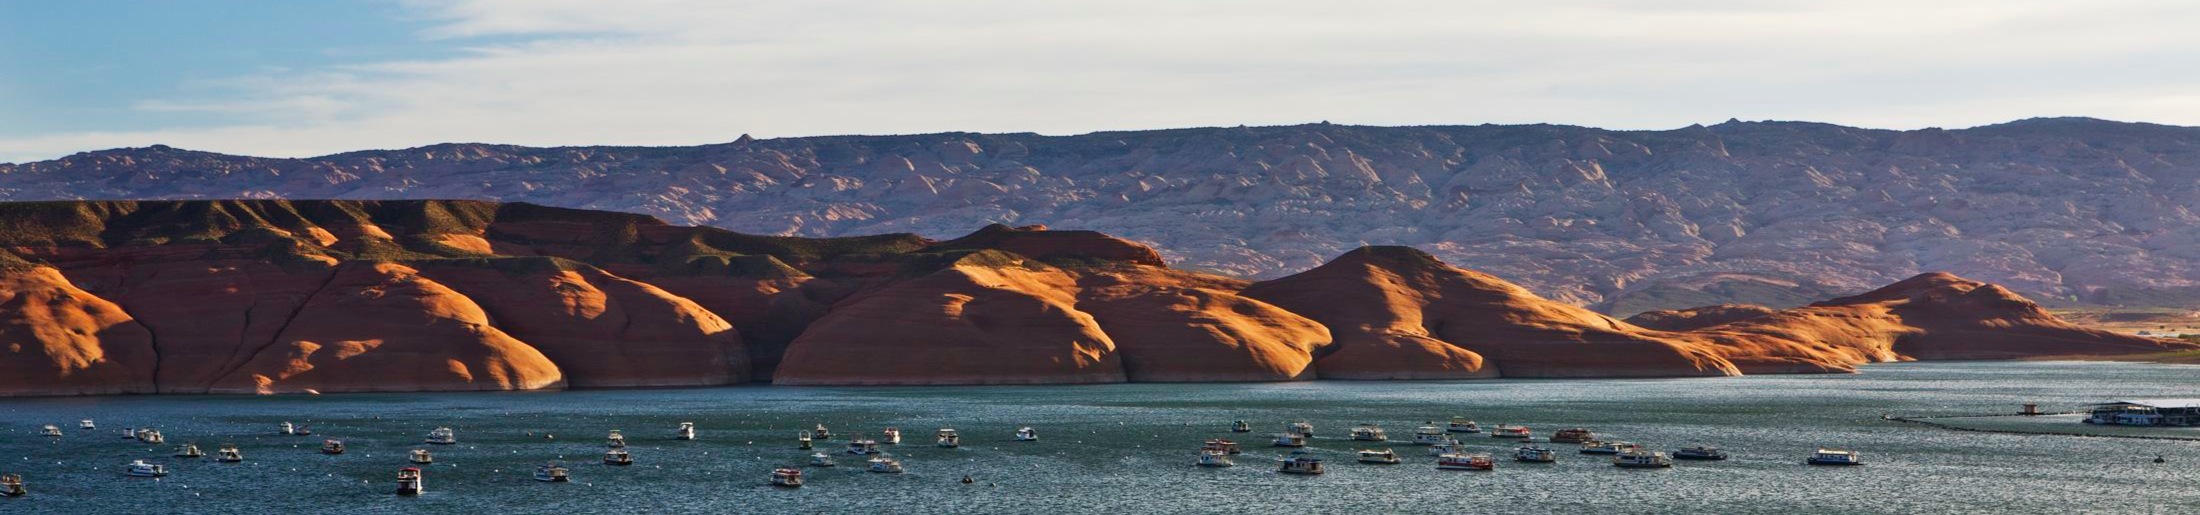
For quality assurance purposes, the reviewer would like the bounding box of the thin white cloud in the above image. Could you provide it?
[5,0,2199,163]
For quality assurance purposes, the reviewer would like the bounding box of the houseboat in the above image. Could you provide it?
[40,425,61,437]
[1276,450,1324,475]
[1674,446,1729,460]
[1491,425,1531,439]
[1446,418,1482,433]
[937,428,961,448]
[1203,439,1242,455]
[846,437,881,455]
[534,463,570,482]
[1550,428,1596,444]
[1197,450,1235,467]
[322,439,346,455]
[674,422,697,441]
[1580,441,1634,455]
[1356,449,1403,464]
[604,448,633,466]
[605,430,627,448]
[799,430,814,450]
[136,428,165,444]
[1287,422,1315,438]
[216,445,244,463]
[124,460,167,478]
[1349,424,1388,442]
[881,427,903,445]
[425,427,458,445]
[280,422,295,435]
[771,466,804,487]
[812,424,833,440]
[1411,426,1450,445]
[810,452,836,467]
[1613,449,1674,468]
[1015,427,1041,442]
[1231,420,1253,433]
[119,428,137,439]
[0,474,22,497]
[867,453,905,474]
[295,425,313,436]
[80,419,95,431]
[2086,400,2200,426]
[1271,433,1307,448]
[1515,445,1558,463]
[396,468,425,496]
[175,443,204,458]
[410,449,434,465]
[1806,448,1863,466]
[1427,439,1469,456]
[1436,453,1495,471]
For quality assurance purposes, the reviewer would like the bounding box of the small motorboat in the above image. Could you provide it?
[124,460,167,478]
[799,430,814,450]
[0,474,23,497]
[1447,417,1482,434]
[1349,424,1388,442]
[674,422,696,441]
[1411,426,1450,445]
[1427,439,1469,456]
[1613,449,1675,468]
[1015,427,1040,442]
[1231,420,1253,433]
[1580,441,1636,455]
[605,430,627,448]
[1276,450,1325,475]
[867,453,905,474]
[1806,448,1863,466]
[41,425,62,437]
[295,425,313,436]
[175,443,204,458]
[80,419,95,431]
[280,422,295,435]
[810,452,836,467]
[1674,446,1729,461]
[120,428,138,439]
[136,428,165,444]
[1197,450,1235,468]
[1515,445,1558,463]
[1436,453,1495,471]
[425,427,458,445]
[1203,439,1242,455]
[1550,428,1596,444]
[1491,425,1531,439]
[1287,422,1315,438]
[534,463,570,482]
[846,437,881,455]
[881,427,903,445]
[321,439,346,455]
[1271,433,1307,448]
[771,466,804,487]
[604,448,633,466]
[216,444,244,463]
[812,424,833,440]
[396,467,425,496]
[409,449,434,465]
[937,428,961,448]
[1356,449,1402,464]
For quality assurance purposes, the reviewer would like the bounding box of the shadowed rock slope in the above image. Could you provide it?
[0,200,2182,396]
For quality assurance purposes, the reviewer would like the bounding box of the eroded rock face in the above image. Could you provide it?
[414,261,746,387]
[0,267,157,396]
[1075,268,1330,382]
[1625,304,1779,332]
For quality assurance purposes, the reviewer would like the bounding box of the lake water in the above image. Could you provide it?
[2,361,2197,514]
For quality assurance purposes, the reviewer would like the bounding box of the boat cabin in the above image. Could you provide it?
[2087,399,2200,426]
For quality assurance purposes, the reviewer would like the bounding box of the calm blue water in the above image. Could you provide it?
[2,361,2197,514]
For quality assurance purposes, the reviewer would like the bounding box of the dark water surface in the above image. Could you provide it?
[2,361,2197,514]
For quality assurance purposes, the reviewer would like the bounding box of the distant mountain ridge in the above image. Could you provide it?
[8,117,2200,314]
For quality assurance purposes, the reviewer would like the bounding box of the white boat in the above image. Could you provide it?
[1427,440,1469,456]
[1197,449,1235,467]
[124,460,167,478]
[1674,446,1729,460]
[1491,425,1531,439]
[1446,417,1482,433]
[604,448,633,466]
[881,427,903,445]
[1349,424,1388,442]
[0,474,23,497]
[80,419,95,431]
[295,425,313,436]
[425,427,458,445]
[810,452,836,467]
[605,430,627,448]
[534,463,570,482]
[322,439,345,455]
[119,428,137,439]
[1271,433,1306,448]
[1515,445,1557,463]
[799,430,814,449]
[280,422,294,435]
[175,443,204,458]
[1276,450,1324,475]
[1436,453,1495,471]
[1202,439,1243,455]
[136,428,164,444]
[409,449,434,464]
[40,425,61,437]
[867,453,905,474]
[1580,441,1636,455]
[216,444,244,463]
[396,468,425,496]
[1613,449,1674,468]
[771,466,804,487]
[1411,426,1450,445]
[1015,427,1040,442]
[936,428,961,448]
[1287,422,1315,438]
[1356,449,1402,464]
[846,438,880,455]
[812,424,833,440]
[674,422,696,441]
[1806,448,1863,466]
[1230,420,1252,433]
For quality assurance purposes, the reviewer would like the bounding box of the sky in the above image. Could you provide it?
[3,0,2199,163]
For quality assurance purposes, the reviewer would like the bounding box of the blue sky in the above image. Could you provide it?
[3,0,2199,163]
